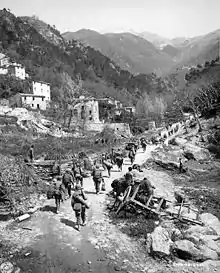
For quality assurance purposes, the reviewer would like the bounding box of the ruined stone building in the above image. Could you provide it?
[70,97,131,136]
[71,97,101,126]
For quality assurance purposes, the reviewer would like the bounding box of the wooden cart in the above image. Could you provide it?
[115,184,204,225]
[116,184,171,217]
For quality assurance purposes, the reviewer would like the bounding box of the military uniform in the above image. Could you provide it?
[71,185,89,230]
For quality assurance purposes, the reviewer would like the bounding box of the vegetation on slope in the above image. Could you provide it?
[0,9,173,107]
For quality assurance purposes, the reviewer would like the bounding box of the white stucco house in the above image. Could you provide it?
[32,81,51,102]
[20,94,47,110]
[0,53,10,67]
[8,63,26,80]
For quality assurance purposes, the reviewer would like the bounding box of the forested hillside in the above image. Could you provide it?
[0,10,171,105]
[62,30,174,75]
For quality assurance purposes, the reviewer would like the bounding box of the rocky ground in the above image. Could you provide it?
[0,128,220,273]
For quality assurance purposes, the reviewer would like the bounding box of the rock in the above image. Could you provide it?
[174,239,218,261]
[0,261,14,273]
[184,225,218,236]
[175,137,188,147]
[184,233,202,245]
[16,213,31,222]
[151,226,172,256]
[183,144,211,161]
[198,245,218,261]
[152,148,182,170]
[174,240,201,260]
[200,236,220,255]
[200,213,220,236]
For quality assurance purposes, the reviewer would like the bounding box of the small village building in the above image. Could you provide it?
[0,67,8,75]
[73,98,100,123]
[8,63,26,80]
[32,81,51,102]
[0,53,10,67]
[20,94,47,110]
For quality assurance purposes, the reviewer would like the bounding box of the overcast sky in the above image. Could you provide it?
[1,0,220,38]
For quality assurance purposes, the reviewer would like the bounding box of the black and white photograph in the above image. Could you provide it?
[0,0,220,272]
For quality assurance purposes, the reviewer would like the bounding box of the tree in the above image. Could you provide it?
[58,73,83,130]
[136,93,167,122]
[183,85,202,131]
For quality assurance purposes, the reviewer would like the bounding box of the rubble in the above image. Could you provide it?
[150,226,172,256]
[0,106,72,137]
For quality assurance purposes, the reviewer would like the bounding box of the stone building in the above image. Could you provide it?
[72,97,100,124]
[8,63,26,80]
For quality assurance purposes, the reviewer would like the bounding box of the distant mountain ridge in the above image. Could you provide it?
[138,31,171,48]
[62,29,174,75]
[62,28,220,76]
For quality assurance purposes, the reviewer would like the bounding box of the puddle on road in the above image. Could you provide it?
[14,232,129,273]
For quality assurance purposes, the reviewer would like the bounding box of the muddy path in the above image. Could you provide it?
[1,147,160,273]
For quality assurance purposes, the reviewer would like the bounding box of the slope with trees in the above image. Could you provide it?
[0,9,173,108]
[62,30,174,75]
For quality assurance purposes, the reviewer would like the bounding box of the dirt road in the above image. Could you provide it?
[1,147,161,273]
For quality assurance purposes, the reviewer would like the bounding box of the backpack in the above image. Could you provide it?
[53,181,62,195]
[73,203,82,212]
[93,169,102,179]
[47,189,54,199]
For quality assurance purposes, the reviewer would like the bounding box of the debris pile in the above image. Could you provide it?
[0,106,72,137]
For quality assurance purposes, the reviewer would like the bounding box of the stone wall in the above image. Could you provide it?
[85,122,132,136]
[160,122,183,139]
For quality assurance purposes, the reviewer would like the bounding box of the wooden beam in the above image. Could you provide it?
[130,184,140,201]
[146,194,153,207]
[156,198,165,213]
[177,200,184,218]
[131,200,161,215]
